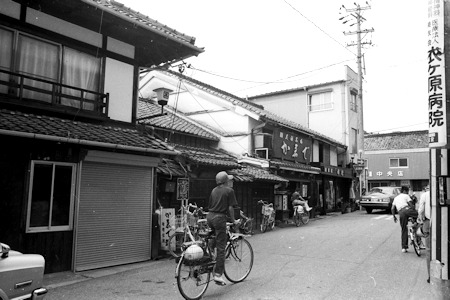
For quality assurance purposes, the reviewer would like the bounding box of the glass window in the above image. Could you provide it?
[0,28,13,94]
[389,158,408,168]
[350,93,357,112]
[309,92,333,111]
[17,35,60,103]
[61,47,101,110]
[27,161,75,232]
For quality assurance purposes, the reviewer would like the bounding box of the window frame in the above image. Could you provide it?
[26,160,76,233]
[308,90,334,112]
[389,158,409,169]
[350,92,357,112]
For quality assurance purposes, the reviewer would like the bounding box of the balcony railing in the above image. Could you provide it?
[0,69,109,117]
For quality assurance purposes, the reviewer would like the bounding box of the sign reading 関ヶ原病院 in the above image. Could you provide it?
[428,0,447,147]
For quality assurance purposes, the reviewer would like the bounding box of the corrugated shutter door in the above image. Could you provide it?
[75,162,152,271]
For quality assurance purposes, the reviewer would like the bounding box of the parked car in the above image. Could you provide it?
[0,242,47,300]
[360,186,401,214]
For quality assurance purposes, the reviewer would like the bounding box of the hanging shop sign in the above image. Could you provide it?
[272,128,312,163]
[177,178,189,201]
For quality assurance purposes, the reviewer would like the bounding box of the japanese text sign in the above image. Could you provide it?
[428,0,447,147]
[272,128,312,163]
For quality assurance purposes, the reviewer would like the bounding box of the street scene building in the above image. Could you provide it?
[363,130,429,193]
[0,0,203,273]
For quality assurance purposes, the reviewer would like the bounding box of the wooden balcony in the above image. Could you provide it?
[0,69,109,119]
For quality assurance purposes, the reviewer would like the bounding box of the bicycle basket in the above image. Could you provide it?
[262,205,274,216]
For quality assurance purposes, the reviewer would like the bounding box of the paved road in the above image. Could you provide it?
[44,210,435,299]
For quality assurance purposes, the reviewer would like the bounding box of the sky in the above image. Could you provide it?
[121,0,429,134]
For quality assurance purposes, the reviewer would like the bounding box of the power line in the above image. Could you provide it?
[283,0,356,56]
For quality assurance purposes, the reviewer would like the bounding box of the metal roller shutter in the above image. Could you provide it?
[75,161,152,271]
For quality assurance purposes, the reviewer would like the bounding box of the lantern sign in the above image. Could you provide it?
[428,0,447,147]
[177,178,189,201]
[353,163,365,175]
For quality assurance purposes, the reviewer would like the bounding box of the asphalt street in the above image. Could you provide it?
[43,210,435,300]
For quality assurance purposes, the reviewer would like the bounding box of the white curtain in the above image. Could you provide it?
[18,35,59,103]
[62,48,100,110]
[0,28,13,94]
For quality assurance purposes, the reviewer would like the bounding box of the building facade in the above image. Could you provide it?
[363,130,429,194]
[0,0,203,273]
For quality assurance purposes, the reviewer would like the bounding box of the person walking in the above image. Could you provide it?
[207,171,239,286]
[418,185,431,283]
[391,186,418,253]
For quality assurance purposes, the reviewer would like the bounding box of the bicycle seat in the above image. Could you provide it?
[198,228,214,238]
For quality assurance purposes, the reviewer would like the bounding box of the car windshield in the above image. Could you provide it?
[369,187,399,195]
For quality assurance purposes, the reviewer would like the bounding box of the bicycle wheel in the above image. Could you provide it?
[300,211,310,225]
[294,211,301,227]
[260,216,268,233]
[176,256,211,300]
[410,230,421,257]
[224,238,254,283]
[270,214,275,230]
[168,231,186,258]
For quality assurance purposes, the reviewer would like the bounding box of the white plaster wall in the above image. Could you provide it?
[312,140,320,163]
[104,58,134,122]
[330,146,337,166]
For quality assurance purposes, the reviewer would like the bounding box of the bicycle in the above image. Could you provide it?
[258,200,275,233]
[175,221,254,300]
[408,217,424,256]
[239,210,254,235]
[168,203,209,258]
[293,204,310,226]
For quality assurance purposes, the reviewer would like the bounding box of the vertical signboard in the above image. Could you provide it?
[428,0,447,146]
[177,178,189,201]
[160,208,175,251]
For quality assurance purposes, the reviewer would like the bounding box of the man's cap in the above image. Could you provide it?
[216,171,233,185]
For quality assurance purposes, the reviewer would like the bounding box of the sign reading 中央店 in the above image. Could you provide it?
[428,0,447,147]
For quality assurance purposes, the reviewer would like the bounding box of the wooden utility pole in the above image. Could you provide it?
[340,2,373,195]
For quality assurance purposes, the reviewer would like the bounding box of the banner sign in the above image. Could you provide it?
[428,0,447,147]
[177,178,189,201]
[272,128,312,163]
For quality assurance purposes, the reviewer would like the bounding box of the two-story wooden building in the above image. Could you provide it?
[0,0,203,273]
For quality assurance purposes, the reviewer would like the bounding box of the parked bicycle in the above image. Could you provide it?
[239,210,254,235]
[168,203,209,258]
[175,221,254,300]
[293,204,310,226]
[258,200,275,233]
[408,216,424,256]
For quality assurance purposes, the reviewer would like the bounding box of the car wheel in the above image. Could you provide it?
[365,207,373,214]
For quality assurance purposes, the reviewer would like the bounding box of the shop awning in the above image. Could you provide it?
[228,165,289,183]
[270,160,321,175]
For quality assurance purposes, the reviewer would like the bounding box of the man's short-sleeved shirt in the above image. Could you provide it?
[392,193,411,211]
[208,185,238,214]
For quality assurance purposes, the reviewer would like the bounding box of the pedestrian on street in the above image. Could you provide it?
[418,185,431,283]
[207,171,239,286]
[391,186,418,253]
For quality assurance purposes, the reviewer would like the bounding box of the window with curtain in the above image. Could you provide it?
[308,91,333,111]
[0,28,13,94]
[17,35,59,103]
[61,47,101,110]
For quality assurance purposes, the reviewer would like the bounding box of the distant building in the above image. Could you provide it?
[363,130,429,193]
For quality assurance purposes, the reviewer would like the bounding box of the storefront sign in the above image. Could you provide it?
[368,170,404,177]
[321,166,350,177]
[273,128,312,163]
[160,208,175,251]
[428,0,447,147]
[177,178,189,200]
[353,163,365,174]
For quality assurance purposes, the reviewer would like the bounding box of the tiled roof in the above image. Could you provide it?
[160,69,346,148]
[172,144,240,168]
[364,130,429,151]
[86,0,203,52]
[228,165,289,183]
[138,99,219,141]
[157,158,187,177]
[0,109,174,154]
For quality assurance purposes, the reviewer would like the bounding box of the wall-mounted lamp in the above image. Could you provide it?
[137,87,173,121]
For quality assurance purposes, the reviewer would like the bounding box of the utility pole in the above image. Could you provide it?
[340,2,373,196]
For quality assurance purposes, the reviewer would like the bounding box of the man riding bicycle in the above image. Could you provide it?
[291,191,312,212]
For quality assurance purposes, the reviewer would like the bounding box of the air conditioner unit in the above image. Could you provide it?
[255,148,269,159]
